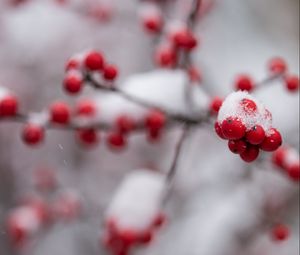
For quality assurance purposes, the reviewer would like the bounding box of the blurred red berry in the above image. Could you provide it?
[50,101,70,125]
[22,124,44,146]
[0,95,18,117]
[84,51,105,71]
[235,74,255,92]
[268,57,287,74]
[284,75,299,92]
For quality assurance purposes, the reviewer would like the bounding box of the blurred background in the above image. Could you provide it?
[0,0,299,254]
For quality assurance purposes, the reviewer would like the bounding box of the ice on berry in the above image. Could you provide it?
[217,91,272,132]
[105,169,165,233]
[7,205,43,241]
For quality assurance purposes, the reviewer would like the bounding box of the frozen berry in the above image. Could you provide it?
[228,139,247,154]
[260,128,282,152]
[240,98,257,114]
[240,145,259,162]
[245,125,265,145]
[221,117,246,140]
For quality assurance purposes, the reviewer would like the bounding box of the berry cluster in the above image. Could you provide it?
[63,50,118,94]
[215,91,282,162]
[272,146,300,182]
[6,169,81,248]
[103,170,166,255]
[6,196,48,247]
[154,22,199,68]
[234,57,299,92]
[139,3,199,69]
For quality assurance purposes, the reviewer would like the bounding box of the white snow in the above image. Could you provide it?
[105,169,165,232]
[0,86,10,100]
[217,91,273,131]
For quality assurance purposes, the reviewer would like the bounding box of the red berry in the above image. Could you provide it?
[75,99,96,116]
[103,64,118,81]
[0,95,18,117]
[107,132,127,150]
[22,124,44,145]
[155,45,177,68]
[235,74,255,92]
[143,15,163,34]
[240,145,260,162]
[210,97,223,115]
[214,122,226,139]
[285,75,299,92]
[65,58,80,71]
[63,73,83,94]
[260,128,282,152]
[240,98,257,114]
[228,139,247,154]
[147,128,162,142]
[272,147,286,168]
[50,101,70,124]
[173,29,198,50]
[145,110,166,131]
[138,231,153,244]
[77,129,98,146]
[84,51,104,71]
[268,57,287,74]
[221,117,246,140]
[118,229,137,245]
[245,125,265,145]
[153,213,166,228]
[271,224,290,242]
[188,66,202,83]
[287,163,300,182]
[115,115,135,134]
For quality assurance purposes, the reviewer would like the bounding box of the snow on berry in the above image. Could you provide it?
[103,170,166,251]
[0,86,19,117]
[52,189,81,221]
[272,146,300,182]
[216,91,282,162]
[6,204,45,246]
